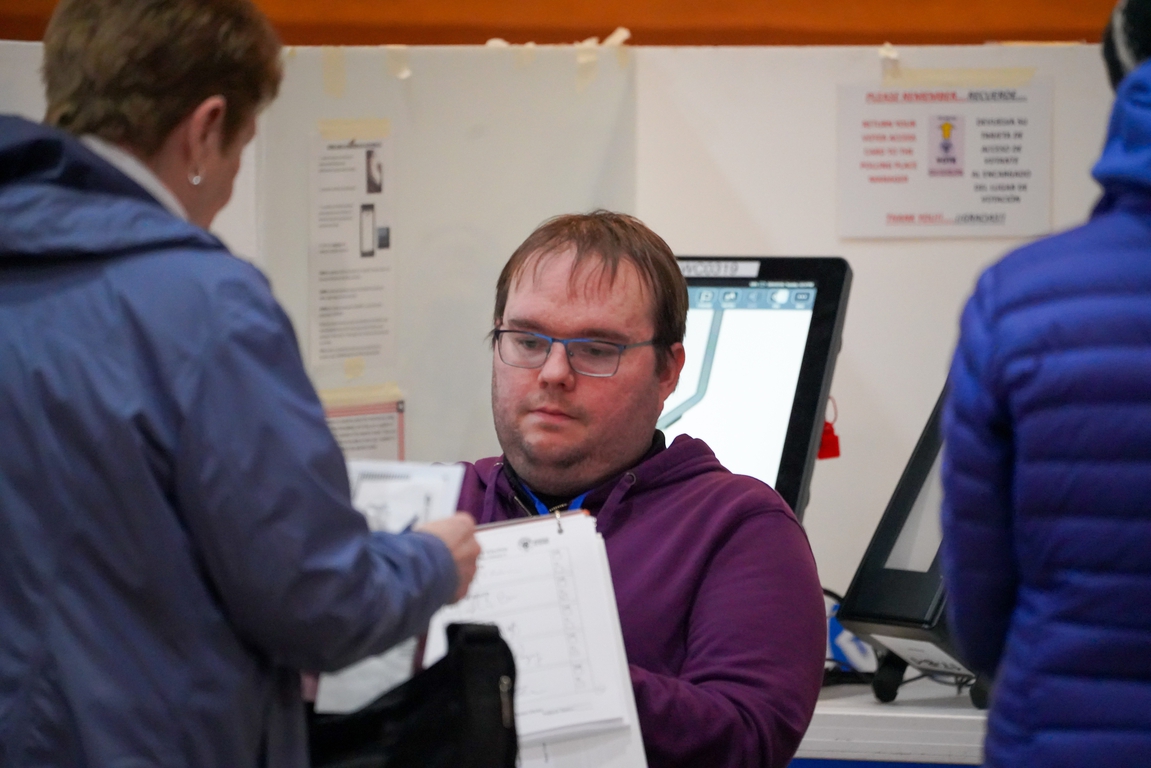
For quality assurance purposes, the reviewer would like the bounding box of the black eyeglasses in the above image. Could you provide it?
[494,330,655,378]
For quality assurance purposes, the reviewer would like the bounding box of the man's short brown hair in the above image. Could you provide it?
[42,0,282,157]
[494,211,688,370]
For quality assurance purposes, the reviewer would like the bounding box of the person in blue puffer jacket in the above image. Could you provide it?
[0,1,479,766]
[942,2,1151,766]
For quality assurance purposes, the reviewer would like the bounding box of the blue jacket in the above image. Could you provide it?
[0,116,458,767]
[942,61,1151,767]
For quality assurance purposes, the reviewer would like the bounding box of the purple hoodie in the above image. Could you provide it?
[458,434,825,768]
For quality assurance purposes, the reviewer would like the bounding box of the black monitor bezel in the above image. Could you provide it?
[838,390,947,630]
[675,256,852,520]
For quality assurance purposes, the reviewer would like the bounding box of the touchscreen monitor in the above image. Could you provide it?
[660,257,851,518]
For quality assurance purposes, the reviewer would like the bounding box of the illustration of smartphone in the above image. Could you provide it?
[365,148,383,193]
[360,204,375,257]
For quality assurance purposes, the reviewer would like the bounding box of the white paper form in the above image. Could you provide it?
[519,533,649,768]
[345,460,463,534]
[838,81,1052,238]
[423,514,634,746]
[315,460,464,714]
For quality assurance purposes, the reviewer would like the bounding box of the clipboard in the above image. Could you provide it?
[422,512,647,767]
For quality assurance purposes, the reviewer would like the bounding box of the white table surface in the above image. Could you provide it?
[793,679,987,765]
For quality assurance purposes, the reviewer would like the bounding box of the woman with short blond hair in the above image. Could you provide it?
[0,2,478,765]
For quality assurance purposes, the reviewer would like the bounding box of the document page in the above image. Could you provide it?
[423,514,632,745]
[315,460,463,714]
[519,536,649,767]
[345,459,463,533]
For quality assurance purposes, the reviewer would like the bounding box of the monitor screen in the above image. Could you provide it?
[657,257,851,519]
[838,391,947,627]
[660,283,817,487]
[883,451,944,574]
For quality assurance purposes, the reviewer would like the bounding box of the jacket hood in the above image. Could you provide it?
[0,115,220,261]
[472,433,729,514]
[1093,59,1151,196]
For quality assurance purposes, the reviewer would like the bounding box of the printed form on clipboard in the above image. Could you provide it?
[423,512,648,768]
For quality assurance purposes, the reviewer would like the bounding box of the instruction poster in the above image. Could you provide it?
[319,384,405,461]
[838,82,1052,238]
[308,121,395,372]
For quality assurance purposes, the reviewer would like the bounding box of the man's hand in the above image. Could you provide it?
[417,513,480,602]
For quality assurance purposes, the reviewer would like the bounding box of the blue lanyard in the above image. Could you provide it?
[522,486,589,516]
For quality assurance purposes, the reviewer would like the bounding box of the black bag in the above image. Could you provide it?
[308,623,518,768]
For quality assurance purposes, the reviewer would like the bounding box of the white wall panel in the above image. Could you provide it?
[258,46,636,463]
[635,44,1110,591]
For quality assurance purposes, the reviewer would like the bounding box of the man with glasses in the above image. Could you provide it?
[457,211,825,768]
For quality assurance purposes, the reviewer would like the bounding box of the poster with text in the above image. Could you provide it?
[838,82,1052,238]
[308,127,395,373]
[325,400,404,461]
[319,383,405,461]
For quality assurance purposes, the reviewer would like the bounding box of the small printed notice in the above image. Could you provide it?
[308,119,395,371]
[838,82,1052,238]
[320,383,405,461]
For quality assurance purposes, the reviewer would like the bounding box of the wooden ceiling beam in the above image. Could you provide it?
[0,0,1113,46]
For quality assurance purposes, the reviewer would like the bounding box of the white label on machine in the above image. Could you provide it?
[677,260,760,278]
[871,634,972,676]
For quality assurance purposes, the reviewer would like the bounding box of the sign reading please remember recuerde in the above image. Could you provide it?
[837,82,1052,239]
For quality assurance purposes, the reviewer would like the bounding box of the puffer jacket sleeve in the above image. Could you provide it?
[941,267,1019,677]
[170,267,458,672]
